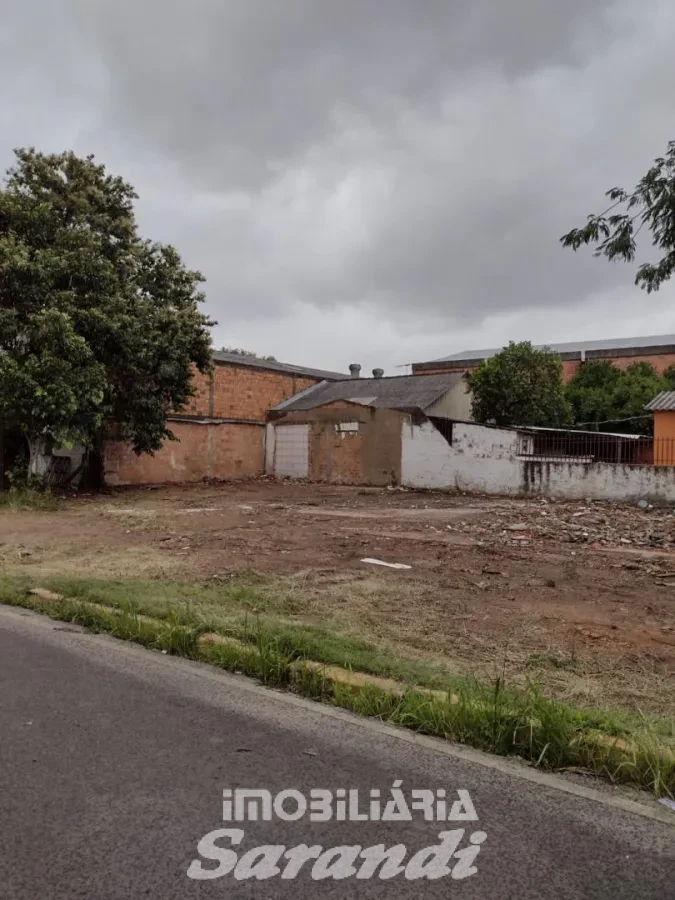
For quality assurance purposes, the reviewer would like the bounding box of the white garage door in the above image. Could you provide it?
[274,425,309,479]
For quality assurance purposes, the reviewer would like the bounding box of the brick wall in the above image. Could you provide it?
[103,358,322,486]
[312,429,365,484]
[104,421,264,486]
[181,363,317,421]
[182,369,212,416]
[212,364,316,419]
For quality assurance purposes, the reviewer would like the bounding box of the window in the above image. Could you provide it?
[335,421,359,435]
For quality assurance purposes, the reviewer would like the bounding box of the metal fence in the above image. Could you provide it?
[516,432,675,466]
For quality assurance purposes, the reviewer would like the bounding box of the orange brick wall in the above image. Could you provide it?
[211,365,316,420]
[609,353,675,375]
[104,421,264,486]
[183,364,317,420]
[312,430,365,484]
[102,359,326,486]
[561,360,580,380]
[183,370,212,416]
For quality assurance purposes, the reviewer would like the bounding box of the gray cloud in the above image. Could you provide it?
[85,0,611,187]
[2,1,675,370]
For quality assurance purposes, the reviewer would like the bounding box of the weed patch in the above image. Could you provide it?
[0,487,60,511]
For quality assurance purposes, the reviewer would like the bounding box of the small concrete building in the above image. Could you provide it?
[266,369,469,485]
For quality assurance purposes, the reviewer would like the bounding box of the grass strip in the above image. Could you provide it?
[1,575,673,797]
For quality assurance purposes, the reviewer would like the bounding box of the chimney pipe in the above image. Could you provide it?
[349,363,361,379]
[372,368,384,379]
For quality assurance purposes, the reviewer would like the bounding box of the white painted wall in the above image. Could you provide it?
[401,419,675,503]
[402,420,520,492]
[273,424,309,478]
[34,443,86,486]
[521,458,675,503]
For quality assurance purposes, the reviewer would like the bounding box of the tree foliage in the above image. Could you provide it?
[566,360,665,434]
[0,148,213,469]
[565,360,622,431]
[220,347,277,361]
[662,364,675,391]
[561,140,675,292]
[467,341,571,427]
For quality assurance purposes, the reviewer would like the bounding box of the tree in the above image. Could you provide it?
[663,364,675,391]
[611,362,664,434]
[561,140,675,292]
[565,360,623,431]
[0,149,213,476]
[220,347,277,361]
[467,341,571,427]
[565,360,663,434]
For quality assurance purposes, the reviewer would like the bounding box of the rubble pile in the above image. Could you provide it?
[445,499,675,550]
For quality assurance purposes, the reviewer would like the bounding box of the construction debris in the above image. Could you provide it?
[361,558,412,570]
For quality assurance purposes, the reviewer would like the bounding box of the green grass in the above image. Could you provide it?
[1,573,673,797]
[7,574,453,687]
[0,487,60,511]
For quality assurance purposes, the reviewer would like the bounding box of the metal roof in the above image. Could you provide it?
[271,372,466,413]
[645,391,675,411]
[211,350,347,381]
[426,333,675,364]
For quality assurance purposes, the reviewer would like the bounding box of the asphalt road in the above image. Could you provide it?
[0,606,672,899]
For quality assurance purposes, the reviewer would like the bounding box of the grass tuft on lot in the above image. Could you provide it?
[1,573,673,797]
[0,487,60,511]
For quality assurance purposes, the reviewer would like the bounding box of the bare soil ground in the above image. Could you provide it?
[2,481,674,716]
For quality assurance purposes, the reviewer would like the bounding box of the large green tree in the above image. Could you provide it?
[566,360,663,434]
[561,140,675,291]
[467,341,571,427]
[0,149,213,476]
[565,360,623,431]
[611,362,666,434]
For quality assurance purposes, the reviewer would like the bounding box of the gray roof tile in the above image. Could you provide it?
[272,372,466,413]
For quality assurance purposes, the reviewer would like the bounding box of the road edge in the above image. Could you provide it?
[1,603,673,828]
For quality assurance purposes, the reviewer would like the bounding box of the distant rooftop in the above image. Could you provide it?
[212,350,347,382]
[421,333,675,365]
[271,372,465,413]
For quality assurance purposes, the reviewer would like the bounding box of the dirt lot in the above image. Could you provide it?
[2,481,674,716]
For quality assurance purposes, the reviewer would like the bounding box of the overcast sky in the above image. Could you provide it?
[2,1,675,374]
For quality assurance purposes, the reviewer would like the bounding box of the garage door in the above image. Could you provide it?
[274,425,309,479]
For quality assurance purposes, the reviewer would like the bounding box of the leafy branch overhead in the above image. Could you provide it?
[0,148,214,470]
[561,140,675,291]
